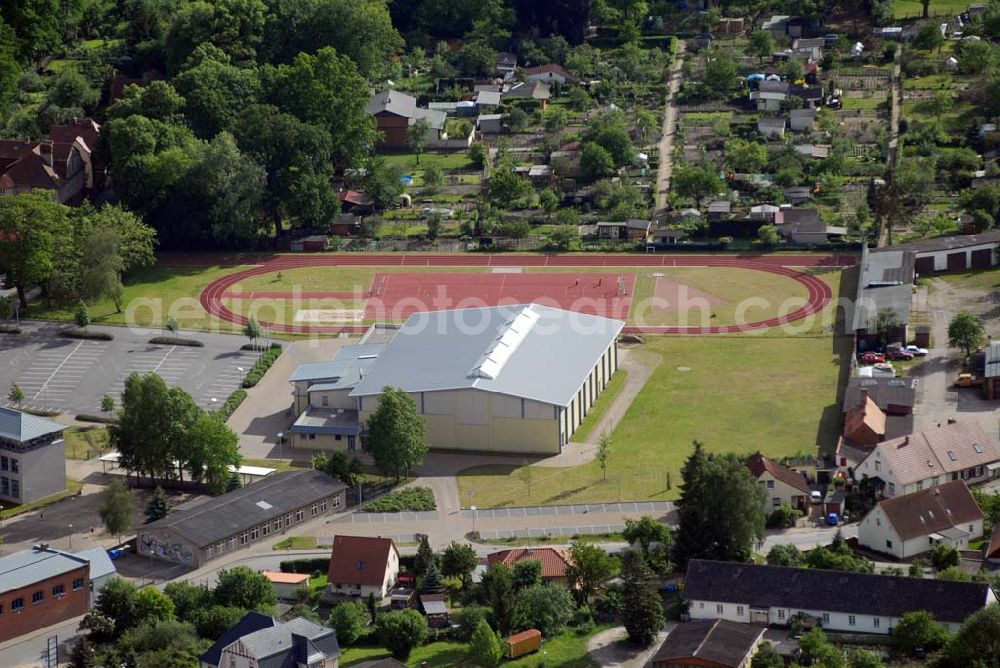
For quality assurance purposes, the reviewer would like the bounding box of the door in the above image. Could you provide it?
[972,248,992,268]
[947,252,967,271]
[750,608,769,624]
[914,256,935,275]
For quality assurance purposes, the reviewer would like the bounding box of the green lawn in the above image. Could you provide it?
[341,626,605,667]
[383,152,475,172]
[457,335,847,507]
[893,0,968,18]
[64,426,109,460]
[273,536,319,550]
[242,458,308,472]
[572,370,628,443]
[840,97,887,111]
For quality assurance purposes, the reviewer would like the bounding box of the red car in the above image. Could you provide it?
[886,349,914,361]
[860,352,885,364]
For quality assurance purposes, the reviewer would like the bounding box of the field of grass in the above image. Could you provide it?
[840,97,887,111]
[273,536,319,550]
[242,458,308,472]
[893,0,968,18]
[341,626,605,667]
[572,370,628,443]
[383,152,475,172]
[457,334,848,507]
[64,426,109,460]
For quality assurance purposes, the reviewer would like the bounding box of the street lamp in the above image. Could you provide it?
[471,506,477,534]
[67,523,73,550]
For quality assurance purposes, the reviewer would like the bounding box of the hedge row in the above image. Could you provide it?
[76,413,116,424]
[280,557,330,574]
[241,345,283,388]
[148,336,205,347]
[0,324,21,334]
[60,328,113,341]
[215,389,247,421]
[23,407,62,417]
[240,342,282,352]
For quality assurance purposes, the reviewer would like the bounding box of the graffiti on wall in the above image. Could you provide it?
[140,532,194,565]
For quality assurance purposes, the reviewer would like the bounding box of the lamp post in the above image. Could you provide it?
[471,506,477,534]
[67,523,73,550]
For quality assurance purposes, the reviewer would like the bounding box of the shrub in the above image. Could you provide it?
[241,346,283,388]
[364,487,436,512]
[76,414,116,424]
[452,604,492,641]
[60,328,113,341]
[766,504,801,528]
[148,336,204,347]
[280,558,330,574]
[215,390,247,421]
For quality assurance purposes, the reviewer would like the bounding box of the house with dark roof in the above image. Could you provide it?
[199,612,340,668]
[0,544,116,643]
[0,119,101,204]
[746,452,811,512]
[501,81,552,108]
[757,117,785,138]
[648,619,766,668]
[327,535,400,602]
[487,547,573,585]
[684,559,996,634]
[842,389,887,446]
[366,90,447,149]
[854,420,1000,497]
[140,470,346,568]
[858,480,984,559]
[595,219,651,242]
[0,406,66,505]
[844,377,916,416]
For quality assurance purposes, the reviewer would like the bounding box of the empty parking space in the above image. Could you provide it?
[14,340,105,405]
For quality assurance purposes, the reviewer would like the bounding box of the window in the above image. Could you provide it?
[970,524,975,533]
[948,450,958,462]
[295,509,304,522]
[699,602,704,609]
[32,591,44,604]
[262,523,270,536]
[772,498,781,507]
[777,609,785,620]
[916,480,924,490]
[10,458,17,473]
[274,520,282,532]
[331,496,341,508]
[822,613,830,623]
[311,503,319,517]
[239,531,249,545]
[0,456,6,471]
[888,483,895,496]
[874,460,881,472]
[10,479,19,498]
[975,443,984,454]
[206,546,214,559]
[848,615,856,626]
[11,597,23,611]
[72,578,84,591]
[321,395,328,407]
[766,480,774,489]
[1,477,8,496]
[348,436,356,451]
[217,542,225,555]
[737,606,745,616]
[229,537,237,550]
[876,517,881,527]
[285,514,293,526]
[874,617,880,628]
[716,604,724,614]
[308,433,316,440]
[320,500,328,512]
[335,434,342,441]
[250,526,259,540]
[52,584,64,597]
[886,540,893,549]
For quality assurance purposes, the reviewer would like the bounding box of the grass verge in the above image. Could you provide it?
[273,536,319,550]
[0,479,84,519]
[64,426,109,460]
[572,370,628,443]
[364,487,436,512]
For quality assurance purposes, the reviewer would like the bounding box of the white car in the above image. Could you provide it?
[903,345,929,356]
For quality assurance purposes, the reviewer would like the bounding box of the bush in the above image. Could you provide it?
[76,413,116,424]
[22,407,62,417]
[364,487,436,512]
[280,558,330,574]
[148,336,204,347]
[241,346,283,388]
[452,604,492,642]
[215,390,247,421]
[240,342,282,352]
[930,542,961,570]
[766,504,801,529]
[60,328,113,341]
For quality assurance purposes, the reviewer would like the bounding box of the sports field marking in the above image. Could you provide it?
[294,309,365,323]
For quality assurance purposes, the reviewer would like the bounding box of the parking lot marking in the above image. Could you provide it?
[31,340,84,400]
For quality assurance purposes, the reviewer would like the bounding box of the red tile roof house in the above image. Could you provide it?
[486,547,572,585]
[0,118,101,204]
[843,389,887,446]
[520,63,582,86]
[327,535,400,603]
[746,452,811,513]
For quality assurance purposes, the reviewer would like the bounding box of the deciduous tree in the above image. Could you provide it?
[441,541,478,589]
[948,312,985,359]
[99,481,135,546]
[565,541,618,605]
[214,566,277,610]
[375,609,429,660]
[511,583,575,636]
[329,600,369,646]
[366,387,428,480]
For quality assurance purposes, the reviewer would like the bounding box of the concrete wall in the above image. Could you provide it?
[0,439,66,504]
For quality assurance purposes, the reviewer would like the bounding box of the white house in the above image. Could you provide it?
[327,535,400,602]
[858,480,984,559]
[746,452,811,512]
[854,420,1000,497]
[520,63,581,85]
[684,559,996,635]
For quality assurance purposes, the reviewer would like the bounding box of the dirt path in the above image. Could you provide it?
[655,42,686,212]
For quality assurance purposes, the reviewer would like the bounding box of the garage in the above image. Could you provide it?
[914,257,935,275]
[972,248,993,268]
[947,252,967,271]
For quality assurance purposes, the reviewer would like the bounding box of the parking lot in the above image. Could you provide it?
[0,322,259,414]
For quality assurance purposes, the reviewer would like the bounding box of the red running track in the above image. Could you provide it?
[199,254,853,335]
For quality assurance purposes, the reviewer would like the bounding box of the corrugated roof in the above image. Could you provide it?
[651,620,765,666]
[0,547,93,594]
[144,470,346,547]
[350,304,623,407]
[0,407,65,443]
[853,246,915,331]
[289,344,384,383]
[872,230,1000,256]
[874,480,983,541]
[684,559,991,623]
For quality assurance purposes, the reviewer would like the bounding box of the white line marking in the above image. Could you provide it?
[32,340,84,400]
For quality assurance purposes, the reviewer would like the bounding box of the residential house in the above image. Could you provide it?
[757,117,786,138]
[844,377,916,417]
[746,452,811,513]
[502,81,552,109]
[327,536,400,602]
[595,219,651,242]
[0,118,101,204]
[0,406,66,505]
[521,63,581,86]
[139,470,347,568]
[0,545,116,643]
[854,420,1000,497]
[366,90,447,149]
[843,389,887,446]
[648,619,766,668]
[199,612,341,668]
[707,200,732,220]
[789,108,817,132]
[487,547,572,585]
[684,558,995,634]
[262,571,310,601]
[496,52,517,80]
[858,480,983,559]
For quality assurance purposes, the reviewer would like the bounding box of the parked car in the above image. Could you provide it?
[886,350,914,360]
[810,490,823,504]
[954,373,984,388]
[903,345,929,356]
[860,352,885,364]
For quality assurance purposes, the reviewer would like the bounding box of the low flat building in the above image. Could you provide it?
[853,245,914,352]
[327,535,400,602]
[139,470,347,568]
[649,619,766,668]
[200,612,340,668]
[684,559,995,634]
[0,545,116,643]
[0,406,66,505]
[854,420,1000,497]
[262,571,311,601]
[871,230,1000,274]
[858,480,983,559]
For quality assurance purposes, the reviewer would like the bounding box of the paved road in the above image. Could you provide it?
[0,322,258,414]
[655,40,685,212]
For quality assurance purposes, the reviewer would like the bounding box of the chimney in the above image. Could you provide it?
[38,141,53,167]
[859,388,869,409]
[903,436,909,446]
